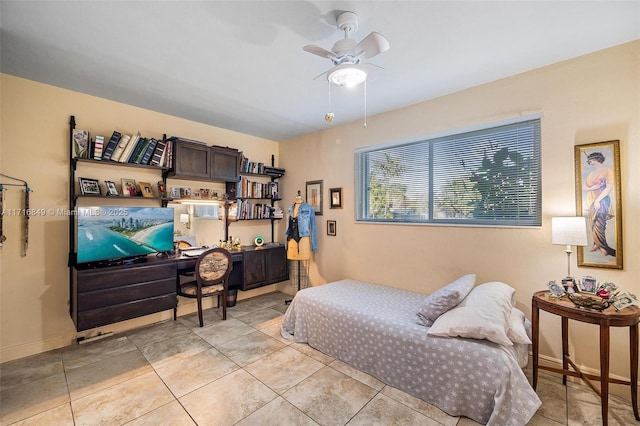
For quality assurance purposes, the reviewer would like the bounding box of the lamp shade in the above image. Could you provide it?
[551,217,588,246]
[327,64,367,87]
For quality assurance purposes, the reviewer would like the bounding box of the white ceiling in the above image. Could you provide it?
[1,1,638,141]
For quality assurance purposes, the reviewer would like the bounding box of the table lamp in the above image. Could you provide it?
[551,216,588,279]
[180,213,190,230]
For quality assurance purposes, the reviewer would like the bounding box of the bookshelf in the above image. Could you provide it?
[68,115,176,331]
[223,155,285,243]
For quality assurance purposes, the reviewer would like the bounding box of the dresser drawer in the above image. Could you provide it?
[77,278,175,311]
[77,264,176,293]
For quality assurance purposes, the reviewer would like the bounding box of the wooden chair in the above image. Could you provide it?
[175,247,232,327]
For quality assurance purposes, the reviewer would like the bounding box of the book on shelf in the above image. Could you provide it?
[272,206,284,218]
[118,132,140,163]
[132,138,151,164]
[101,131,122,161]
[140,138,159,165]
[264,166,285,177]
[110,134,131,162]
[93,135,105,160]
[127,137,148,164]
[72,129,90,158]
[149,139,167,166]
[165,139,174,168]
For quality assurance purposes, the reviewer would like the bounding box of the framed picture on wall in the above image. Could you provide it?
[329,187,343,209]
[574,140,622,269]
[306,180,323,216]
[327,220,336,236]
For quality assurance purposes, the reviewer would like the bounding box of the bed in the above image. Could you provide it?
[281,278,541,426]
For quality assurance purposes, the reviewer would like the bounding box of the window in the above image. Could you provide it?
[355,116,541,226]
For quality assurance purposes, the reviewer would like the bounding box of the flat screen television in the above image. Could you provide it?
[76,206,174,265]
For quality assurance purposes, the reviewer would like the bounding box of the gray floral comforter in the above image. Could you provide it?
[281,279,541,426]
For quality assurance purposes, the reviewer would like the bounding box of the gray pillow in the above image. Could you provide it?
[416,274,476,326]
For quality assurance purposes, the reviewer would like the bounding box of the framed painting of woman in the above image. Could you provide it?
[574,140,622,269]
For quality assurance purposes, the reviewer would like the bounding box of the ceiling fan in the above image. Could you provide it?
[303,11,390,88]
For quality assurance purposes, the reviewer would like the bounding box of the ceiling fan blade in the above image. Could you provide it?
[355,32,390,59]
[303,45,337,59]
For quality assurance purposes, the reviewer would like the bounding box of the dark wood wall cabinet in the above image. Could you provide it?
[168,139,240,182]
[241,245,288,291]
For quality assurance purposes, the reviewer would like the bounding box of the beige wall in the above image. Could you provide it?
[1,41,638,397]
[279,41,639,392]
[0,75,283,361]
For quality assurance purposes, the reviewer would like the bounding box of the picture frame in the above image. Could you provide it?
[138,181,154,197]
[561,277,579,294]
[170,187,181,199]
[79,177,101,195]
[574,140,623,269]
[327,220,336,236]
[121,178,138,197]
[306,180,323,216]
[547,280,566,297]
[580,276,597,294]
[329,187,343,209]
[104,180,119,196]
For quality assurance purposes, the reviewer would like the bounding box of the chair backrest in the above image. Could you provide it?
[194,247,233,287]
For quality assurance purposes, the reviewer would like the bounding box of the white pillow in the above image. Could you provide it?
[508,307,532,345]
[427,281,515,346]
[416,274,476,326]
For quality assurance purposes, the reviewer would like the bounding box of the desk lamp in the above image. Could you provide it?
[180,213,190,230]
[551,216,588,279]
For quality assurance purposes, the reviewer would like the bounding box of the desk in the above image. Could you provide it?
[72,246,285,331]
[531,290,640,425]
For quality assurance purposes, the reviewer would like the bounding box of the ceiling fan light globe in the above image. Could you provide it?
[327,64,367,87]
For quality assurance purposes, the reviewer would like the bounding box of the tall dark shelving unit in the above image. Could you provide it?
[67,115,172,320]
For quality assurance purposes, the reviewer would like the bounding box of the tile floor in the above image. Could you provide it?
[1,291,637,425]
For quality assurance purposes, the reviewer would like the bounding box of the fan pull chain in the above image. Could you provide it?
[325,83,334,124]
[363,79,367,128]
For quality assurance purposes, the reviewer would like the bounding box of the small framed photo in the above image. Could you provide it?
[170,187,181,199]
[580,276,597,294]
[104,180,119,196]
[193,191,202,199]
[327,220,336,236]
[121,178,138,197]
[157,181,167,198]
[562,277,579,294]
[79,177,101,195]
[329,187,343,209]
[547,280,566,297]
[306,180,323,216]
[138,182,154,197]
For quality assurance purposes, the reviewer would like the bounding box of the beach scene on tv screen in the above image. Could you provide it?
[77,207,174,263]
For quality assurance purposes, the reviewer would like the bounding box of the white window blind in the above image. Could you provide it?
[355,117,541,226]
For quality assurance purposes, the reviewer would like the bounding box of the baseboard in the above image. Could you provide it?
[1,331,77,363]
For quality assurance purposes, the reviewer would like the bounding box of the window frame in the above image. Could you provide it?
[355,114,542,227]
